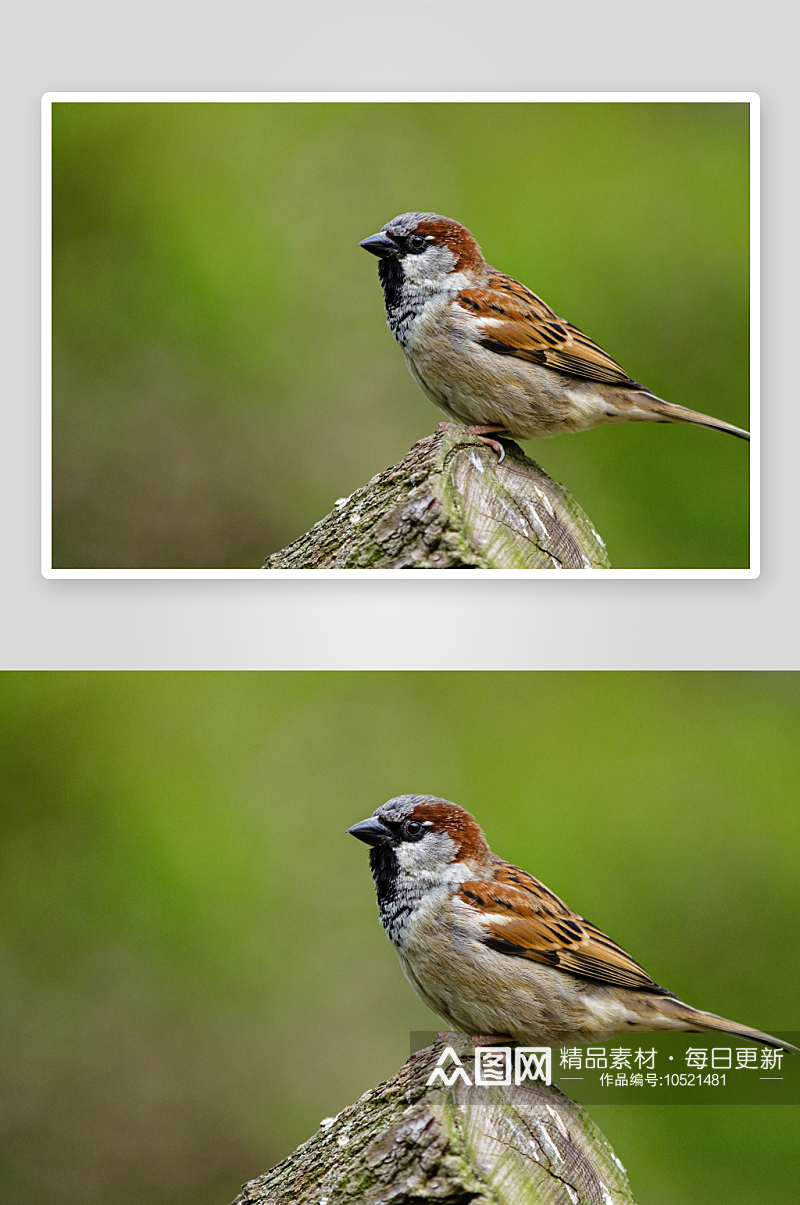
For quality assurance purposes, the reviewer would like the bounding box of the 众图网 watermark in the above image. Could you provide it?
[410,1032,799,1104]
[426,1045,551,1087]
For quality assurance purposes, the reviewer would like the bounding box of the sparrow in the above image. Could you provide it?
[359,214,750,459]
[348,796,793,1050]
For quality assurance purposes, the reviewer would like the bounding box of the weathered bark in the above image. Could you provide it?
[231,1035,634,1205]
[263,426,610,569]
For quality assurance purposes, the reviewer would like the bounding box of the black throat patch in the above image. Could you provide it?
[368,843,419,945]
[377,257,420,346]
[377,257,403,314]
[369,842,399,909]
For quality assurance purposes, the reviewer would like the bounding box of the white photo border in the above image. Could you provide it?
[41,91,760,580]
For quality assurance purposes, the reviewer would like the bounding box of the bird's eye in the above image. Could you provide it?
[406,819,422,837]
[407,234,427,253]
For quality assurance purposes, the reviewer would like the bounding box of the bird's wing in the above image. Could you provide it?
[456,273,641,387]
[457,861,669,994]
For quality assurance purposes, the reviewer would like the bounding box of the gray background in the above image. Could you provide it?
[2,1,798,668]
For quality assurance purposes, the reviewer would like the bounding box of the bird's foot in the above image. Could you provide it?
[469,424,508,463]
[475,436,505,462]
[436,421,508,463]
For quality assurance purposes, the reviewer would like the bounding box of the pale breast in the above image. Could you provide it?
[402,298,617,439]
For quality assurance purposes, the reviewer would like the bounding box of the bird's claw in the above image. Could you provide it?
[437,422,506,462]
[475,436,506,463]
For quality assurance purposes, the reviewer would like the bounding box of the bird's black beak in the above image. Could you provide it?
[358,231,398,258]
[347,817,393,846]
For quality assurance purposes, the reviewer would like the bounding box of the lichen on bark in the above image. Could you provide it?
[263,426,610,570]
[230,1035,635,1205]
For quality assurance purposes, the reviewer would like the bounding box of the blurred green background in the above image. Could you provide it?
[0,671,796,1205]
[51,101,751,569]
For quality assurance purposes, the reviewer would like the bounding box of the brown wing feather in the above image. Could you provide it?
[456,272,641,388]
[458,861,670,995]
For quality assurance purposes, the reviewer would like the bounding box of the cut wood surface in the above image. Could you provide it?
[263,426,610,569]
[230,1035,635,1205]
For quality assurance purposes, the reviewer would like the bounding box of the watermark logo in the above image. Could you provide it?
[411,1032,798,1104]
[426,1046,551,1088]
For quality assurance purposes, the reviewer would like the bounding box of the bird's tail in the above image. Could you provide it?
[628,393,750,441]
[655,997,796,1051]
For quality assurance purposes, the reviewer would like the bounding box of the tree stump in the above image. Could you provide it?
[230,1034,635,1205]
[263,426,610,569]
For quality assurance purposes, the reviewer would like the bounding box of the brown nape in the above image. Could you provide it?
[415,218,485,272]
[410,800,489,860]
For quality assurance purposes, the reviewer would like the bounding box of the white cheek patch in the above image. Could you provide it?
[394,832,479,888]
[401,244,458,290]
[395,830,452,871]
[394,830,460,880]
